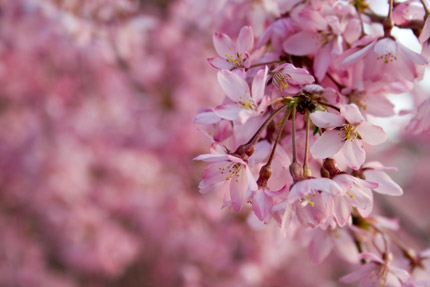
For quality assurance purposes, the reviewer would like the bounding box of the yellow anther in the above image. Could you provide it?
[347,191,354,199]
[340,124,358,141]
[241,100,253,110]
[272,71,292,93]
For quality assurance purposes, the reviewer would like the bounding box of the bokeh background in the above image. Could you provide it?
[0,0,428,286]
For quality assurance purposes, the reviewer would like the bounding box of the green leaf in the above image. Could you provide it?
[313,126,319,136]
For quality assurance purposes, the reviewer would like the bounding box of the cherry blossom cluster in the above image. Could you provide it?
[195,0,430,285]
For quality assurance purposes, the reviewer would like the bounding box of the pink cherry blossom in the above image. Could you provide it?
[340,253,410,287]
[333,173,378,220]
[270,63,315,94]
[405,99,430,135]
[362,162,403,196]
[306,224,359,264]
[194,143,257,211]
[282,178,344,229]
[214,67,269,123]
[343,37,427,84]
[208,26,254,69]
[251,185,287,224]
[310,104,387,169]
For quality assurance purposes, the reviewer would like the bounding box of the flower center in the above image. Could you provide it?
[300,193,316,207]
[219,162,242,182]
[340,124,358,141]
[376,52,397,64]
[272,71,292,93]
[225,48,243,67]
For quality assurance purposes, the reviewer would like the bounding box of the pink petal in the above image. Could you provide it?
[374,38,397,57]
[344,18,361,44]
[288,180,310,203]
[332,197,351,227]
[213,32,235,58]
[213,103,241,121]
[310,111,344,128]
[309,178,344,195]
[342,41,375,67]
[364,161,397,171]
[356,122,386,145]
[277,64,314,85]
[398,42,427,65]
[313,41,333,81]
[251,66,268,103]
[229,167,249,211]
[193,108,221,124]
[265,184,288,197]
[208,57,234,69]
[359,252,384,263]
[217,69,250,102]
[252,188,273,223]
[364,94,395,117]
[245,166,258,191]
[193,154,229,162]
[350,183,373,210]
[342,139,365,170]
[283,31,322,56]
[357,192,373,217]
[310,130,344,159]
[340,104,364,124]
[281,203,294,237]
[389,266,410,282]
[339,263,377,283]
[419,16,430,43]
[237,26,254,53]
[363,170,403,196]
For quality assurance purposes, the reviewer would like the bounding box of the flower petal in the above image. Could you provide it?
[313,42,333,81]
[342,42,375,67]
[419,16,430,43]
[310,111,345,128]
[252,188,273,223]
[340,104,364,124]
[363,170,403,196]
[229,167,249,211]
[251,66,268,103]
[342,140,365,170]
[356,122,386,145]
[310,130,344,159]
[217,69,250,102]
[237,26,254,53]
[283,31,322,56]
[213,103,241,121]
[208,57,234,69]
[213,32,235,58]
[339,263,377,283]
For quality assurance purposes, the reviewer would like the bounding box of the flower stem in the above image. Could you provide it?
[303,109,311,177]
[267,108,291,167]
[421,0,430,18]
[248,60,285,69]
[291,103,298,164]
[257,108,291,187]
[235,102,290,156]
[384,0,394,37]
[318,101,341,112]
